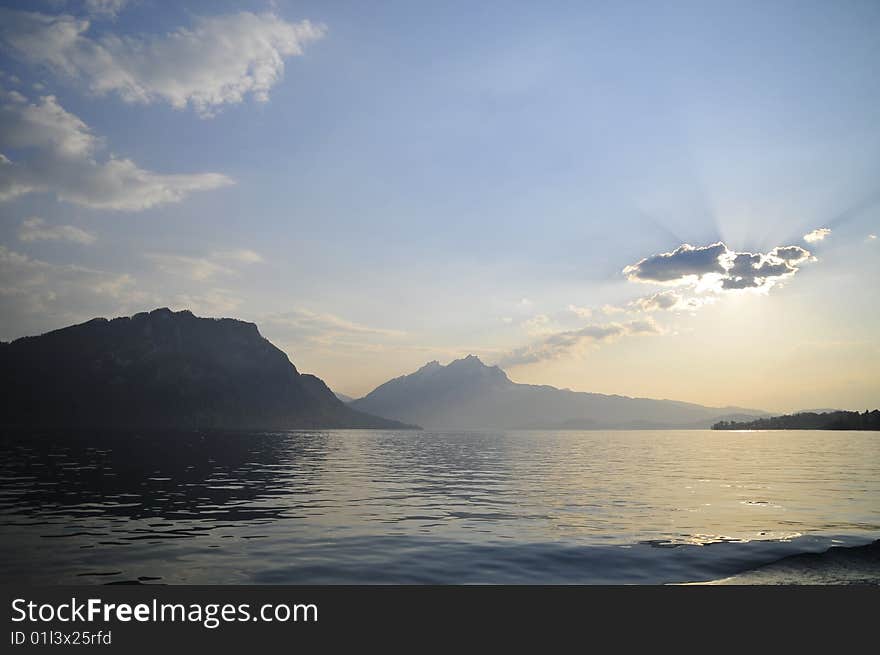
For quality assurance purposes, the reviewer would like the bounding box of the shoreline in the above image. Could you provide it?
[690,539,880,585]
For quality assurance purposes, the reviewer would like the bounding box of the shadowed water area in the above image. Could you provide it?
[0,429,877,584]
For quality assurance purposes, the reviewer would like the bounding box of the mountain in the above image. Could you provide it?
[0,308,417,430]
[333,391,355,403]
[350,355,768,430]
[713,410,880,431]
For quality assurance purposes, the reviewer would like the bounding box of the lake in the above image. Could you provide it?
[1,429,878,584]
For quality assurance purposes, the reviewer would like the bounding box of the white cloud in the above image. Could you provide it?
[803,227,831,243]
[868,234,877,242]
[0,8,326,117]
[0,89,232,209]
[18,216,96,244]
[497,318,661,368]
[0,89,94,157]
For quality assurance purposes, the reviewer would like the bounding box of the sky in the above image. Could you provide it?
[0,0,878,412]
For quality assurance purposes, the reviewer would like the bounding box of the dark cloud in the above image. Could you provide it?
[769,245,811,263]
[623,242,727,283]
[721,252,796,290]
[624,241,813,293]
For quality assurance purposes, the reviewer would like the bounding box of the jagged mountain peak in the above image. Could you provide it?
[351,357,768,430]
[447,354,485,367]
[407,355,509,381]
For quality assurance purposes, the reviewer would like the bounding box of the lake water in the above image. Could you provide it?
[1,429,878,584]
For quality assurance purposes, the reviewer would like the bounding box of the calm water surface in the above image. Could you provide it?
[1,429,878,584]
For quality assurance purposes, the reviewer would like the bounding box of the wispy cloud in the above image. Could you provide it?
[83,0,130,19]
[497,318,661,368]
[0,244,254,339]
[146,249,263,281]
[522,313,553,336]
[146,254,233,281]
[0,8,326,117]
[0,244,138,338]
[167,289,243,317]
[264,309,406,341]
[629,290,714,313]
[567,304,592,319]
[213,249,264,264]
[18,216,96,244]
[0,89,232,209]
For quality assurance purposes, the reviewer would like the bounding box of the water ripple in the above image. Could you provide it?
[0,428,877,584]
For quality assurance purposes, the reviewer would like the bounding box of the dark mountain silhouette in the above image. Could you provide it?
[0,308,416,430]
[713,410,880,431]
[333,391,355,403]
[350,355,768,429]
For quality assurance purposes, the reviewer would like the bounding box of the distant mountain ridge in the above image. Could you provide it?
[350,355,768,430]
[0,308,416,430]
[713,410,880,431]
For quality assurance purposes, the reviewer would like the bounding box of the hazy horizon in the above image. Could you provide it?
[1,0,878,413]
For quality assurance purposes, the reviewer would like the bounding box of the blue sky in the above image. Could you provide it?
[1,0,878,410]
